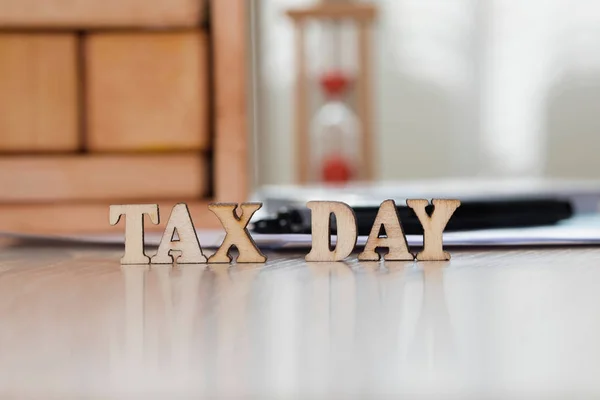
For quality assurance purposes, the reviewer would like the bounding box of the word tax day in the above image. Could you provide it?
[110,199,461,265]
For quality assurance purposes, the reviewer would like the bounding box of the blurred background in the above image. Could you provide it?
[254,0,600,184]
[1,0,600,234]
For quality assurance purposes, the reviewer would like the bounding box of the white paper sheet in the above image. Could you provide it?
[4,215,600,248]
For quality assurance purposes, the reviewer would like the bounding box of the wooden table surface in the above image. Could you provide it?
[1,238,600,398]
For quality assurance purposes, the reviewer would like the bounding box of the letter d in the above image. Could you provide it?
[305,201,357,262]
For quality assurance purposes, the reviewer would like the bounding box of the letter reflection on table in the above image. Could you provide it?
[119,264,206,390]
[302,262,356,393]
[211,263,261,396]
[407,262,455,381]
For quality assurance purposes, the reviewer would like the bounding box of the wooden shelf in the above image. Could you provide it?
[0,200,222,234]
[0,154,209,202]
[0,0,205,29]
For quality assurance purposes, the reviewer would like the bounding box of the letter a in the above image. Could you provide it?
[151,203,207,264]
[358,199,414,261]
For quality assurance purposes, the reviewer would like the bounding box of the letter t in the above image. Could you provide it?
[110,204,159,264]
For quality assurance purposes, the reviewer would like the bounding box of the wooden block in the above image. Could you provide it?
[0,154,208,202]
[151,203,208,264]
[305,201,357,262]
[211,0,249,202]
[406,199,461,261]
[0,201,221,235]
[358,199,414,261]
[207,203,267,263]
[0,0,204,28]
[0,33,79,152]
[85,32,209,152]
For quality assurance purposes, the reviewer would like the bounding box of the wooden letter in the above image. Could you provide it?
[406,199,461,261]
[358,199,414,261]
[151,203,207,264]
[208,203,267,263]
[110,204,159,265]
[305,201,357,262]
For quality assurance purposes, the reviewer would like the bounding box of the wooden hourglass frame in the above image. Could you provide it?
[287,2,377,183]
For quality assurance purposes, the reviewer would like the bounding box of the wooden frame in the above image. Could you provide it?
[287,3,376,21]
[0,0,249,235]
[287,3,377,183]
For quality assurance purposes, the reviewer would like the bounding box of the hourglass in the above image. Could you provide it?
[287,2,377,184]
